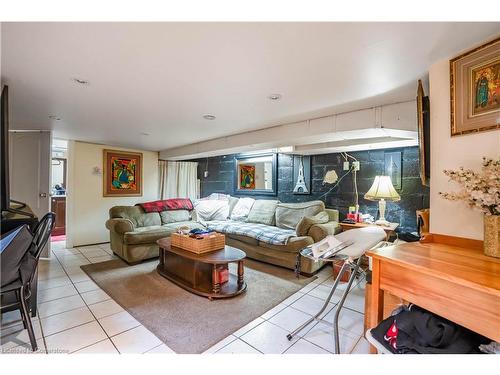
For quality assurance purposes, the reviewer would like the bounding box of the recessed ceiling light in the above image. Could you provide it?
[49,115,61,121]
[268,94,282,101]
[73,78,89,85]
[203,114,216,120]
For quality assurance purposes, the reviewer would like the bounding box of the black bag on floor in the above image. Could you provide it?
[371,305,490,354]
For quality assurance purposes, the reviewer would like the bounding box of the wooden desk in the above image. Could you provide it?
[366,233,500,351]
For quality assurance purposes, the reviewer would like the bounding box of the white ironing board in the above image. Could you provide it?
[289,226,387,354]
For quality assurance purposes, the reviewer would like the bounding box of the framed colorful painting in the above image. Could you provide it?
[234,153,277,196]
[103,149,142,197]
[239,165,256,189]
[450,37,500,136]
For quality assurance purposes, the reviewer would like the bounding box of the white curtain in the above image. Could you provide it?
[159,160,198,199]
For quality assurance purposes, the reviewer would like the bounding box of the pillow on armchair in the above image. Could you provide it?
[295,211,330,236]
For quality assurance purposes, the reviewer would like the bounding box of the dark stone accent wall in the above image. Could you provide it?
[190,146,429,233]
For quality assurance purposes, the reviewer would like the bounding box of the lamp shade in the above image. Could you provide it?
[364,176,401,201]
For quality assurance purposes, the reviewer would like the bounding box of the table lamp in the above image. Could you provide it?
[364,176,400,226]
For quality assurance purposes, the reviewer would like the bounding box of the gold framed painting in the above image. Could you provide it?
[450,37,500,136]
[103,149,143,197]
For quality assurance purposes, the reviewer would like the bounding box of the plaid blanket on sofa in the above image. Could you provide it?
[205,220,296,245]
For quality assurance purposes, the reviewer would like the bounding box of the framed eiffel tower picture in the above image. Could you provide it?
[292,155,311,195]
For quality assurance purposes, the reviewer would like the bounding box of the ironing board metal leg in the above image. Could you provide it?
[287,261,350,341]
[333,256,362,354]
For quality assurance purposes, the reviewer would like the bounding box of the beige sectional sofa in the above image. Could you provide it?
[105,199,340,275]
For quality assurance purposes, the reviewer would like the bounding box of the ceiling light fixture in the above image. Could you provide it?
[73,78,89,85]
[203,114,216,120]
[268,94,282,101]
[49,115,61,121]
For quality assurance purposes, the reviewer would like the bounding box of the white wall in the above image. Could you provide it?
[66,141,159,247]
[429,59,500,240]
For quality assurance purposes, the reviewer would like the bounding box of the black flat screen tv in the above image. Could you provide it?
[1,85,10,213]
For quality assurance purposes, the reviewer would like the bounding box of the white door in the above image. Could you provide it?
[9,131,52,257]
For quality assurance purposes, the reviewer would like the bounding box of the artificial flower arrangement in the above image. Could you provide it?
[439,157,500,216]
[439,157,499,258]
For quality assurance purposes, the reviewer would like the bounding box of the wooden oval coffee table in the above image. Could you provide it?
[157,237,247,299]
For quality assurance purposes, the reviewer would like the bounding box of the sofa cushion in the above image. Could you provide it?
[296,211,330,236]
[246,200,279,225]
[228,196,239,218]
[123,226,173,245]
[259,236,314,253]
[160,210,191,224]
[230,197,255,221]
[193,199,229,221]
[275,201,325,230]
[109,206,161,227]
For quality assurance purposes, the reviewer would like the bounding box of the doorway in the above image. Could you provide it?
[51,139,68,242]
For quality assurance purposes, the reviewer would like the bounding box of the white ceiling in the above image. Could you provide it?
[2,22,499,152]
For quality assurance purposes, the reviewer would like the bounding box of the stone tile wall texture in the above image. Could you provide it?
[190,146,429,233]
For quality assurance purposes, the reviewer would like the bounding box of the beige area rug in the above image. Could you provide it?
[81,258,315,353]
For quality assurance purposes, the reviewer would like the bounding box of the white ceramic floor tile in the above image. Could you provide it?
[111,325,162,354]
[308,284,341,302]
[76,245,104,252]
[37,268,67,281]
[38,275,72,291]
[203,335,237,354]
[216,339,261,354]
[40,306,95,337]
[145,344,175,354]
[65,267,91,283]
[38,294,86,318]
[98,310,140,337]
[323,307,365,335]
[98,243,113,254]
[44,321,107,353]
[284,338,330,354]
[1,320,43,350]
[56,248,82,256]
[303,321,360,354]
[351,337,371,354]
[290,294,335,316]
[232,317,265,337]
[240,321,297,354]
[268,306,312,332]
[78,248,108,258]
[260,303,287,320]
[88,255,116,263]
[88,299,124,319]
[74,280,100,294]
[298,281,320,293]
[334,289,365,314]
[74,339,119,354]
[38,284,78,303]
[81,289,110,305]
[281,291,305,306]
